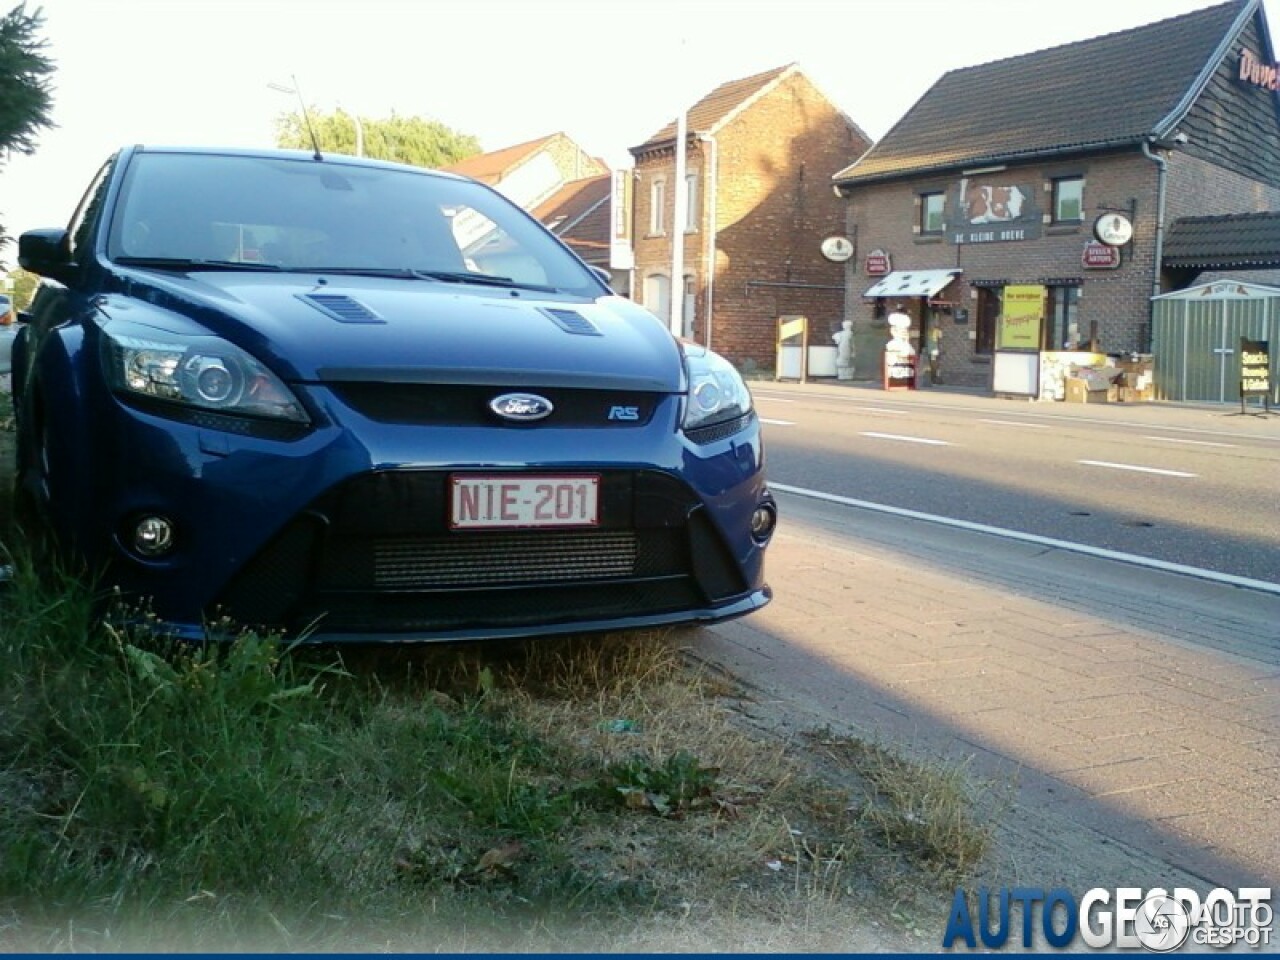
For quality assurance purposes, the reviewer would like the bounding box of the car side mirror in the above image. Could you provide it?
[18,228,75,284]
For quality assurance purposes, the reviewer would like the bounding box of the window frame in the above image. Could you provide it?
[1046,284,1083,349]
[649,177,667,237]
[919,191,945,235]
[683,172,699,233]
[1052,177,1084,224]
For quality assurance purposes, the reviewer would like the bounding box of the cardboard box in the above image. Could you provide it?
[1064,377,1113,403]
[1117,385,1154,402]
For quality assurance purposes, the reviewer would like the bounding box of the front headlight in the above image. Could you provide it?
[681,345,752,432]
[102,331,308,423]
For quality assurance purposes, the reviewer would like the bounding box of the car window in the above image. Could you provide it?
[67,157,115,265]
[106,152,599,296]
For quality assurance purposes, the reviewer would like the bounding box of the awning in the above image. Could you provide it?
[863,269,961,299]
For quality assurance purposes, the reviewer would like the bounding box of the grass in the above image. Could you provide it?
[0,391,997,951]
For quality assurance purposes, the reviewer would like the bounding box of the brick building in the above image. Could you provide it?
[629,64,871,373]
[832,0,1280,393]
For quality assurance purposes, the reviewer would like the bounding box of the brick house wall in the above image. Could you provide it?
[841,149,1280,388]
[633,70,870,374]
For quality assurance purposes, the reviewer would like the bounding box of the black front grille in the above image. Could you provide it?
[211,470,749,638]
[373,531,637,588]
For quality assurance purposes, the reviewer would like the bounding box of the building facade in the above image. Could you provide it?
[832,0,1280,391]
[629,64,871,374]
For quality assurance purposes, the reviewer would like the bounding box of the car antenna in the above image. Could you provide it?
[286,74,323,161]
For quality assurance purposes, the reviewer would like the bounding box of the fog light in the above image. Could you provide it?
[134,515,176,557]
[750,504,777,542]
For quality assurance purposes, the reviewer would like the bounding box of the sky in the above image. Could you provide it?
[2,0,1276,260]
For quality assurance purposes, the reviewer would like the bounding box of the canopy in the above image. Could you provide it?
[863,269,961,299]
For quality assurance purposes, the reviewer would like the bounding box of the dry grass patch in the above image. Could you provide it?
[0,532,995,952]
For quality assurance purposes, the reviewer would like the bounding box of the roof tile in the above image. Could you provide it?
[836,1,1249,183]
[632,64,796,151]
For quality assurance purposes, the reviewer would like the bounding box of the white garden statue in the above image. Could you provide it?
[833,319,855,380]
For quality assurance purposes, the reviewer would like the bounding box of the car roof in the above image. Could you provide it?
[125,144,470,182]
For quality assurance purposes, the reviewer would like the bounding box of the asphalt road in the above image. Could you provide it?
[752,381,1280,586]
[697,487,1280,904]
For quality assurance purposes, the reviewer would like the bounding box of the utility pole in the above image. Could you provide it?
[669,109,687,338]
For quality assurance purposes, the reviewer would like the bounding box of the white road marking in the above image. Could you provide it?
[754,395,795,403]
[852,407,907,415]
[1142,435,1236,449]
[769,482,1280,597]
[861,431,950,446]
[1078,460,1197,478]
[760,418,795,426]
[979,418,1048,428]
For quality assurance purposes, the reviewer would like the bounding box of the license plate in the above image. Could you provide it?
[450,474,600,529]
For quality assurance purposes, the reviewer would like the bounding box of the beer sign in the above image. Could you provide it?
[1082,240,1121,269]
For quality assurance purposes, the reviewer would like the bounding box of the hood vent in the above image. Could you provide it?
[298,293,384,324]
[541,307,601,337]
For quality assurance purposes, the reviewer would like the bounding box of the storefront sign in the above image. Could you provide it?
[997,285,1045,350]
[821,235,854,262]
[1082,240,1121,269]
[950,178,1042,245]
[1239,48,1280,92]
[1094,214,1133,246]
[864,248,891,275]
[1240,338,1271,396]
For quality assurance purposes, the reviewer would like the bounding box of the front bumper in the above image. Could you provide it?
[92,387,772,642]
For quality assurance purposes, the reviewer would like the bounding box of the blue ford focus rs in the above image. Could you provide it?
[13,146,774,642]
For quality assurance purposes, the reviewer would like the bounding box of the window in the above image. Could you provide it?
[684,172,699,232]
[1052,177,1084,223]
[920,192,945,234]
[69,158,114,265]
[1046,285,1082,349]
[649,178,666,236]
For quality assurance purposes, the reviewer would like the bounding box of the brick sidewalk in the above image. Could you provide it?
[697,508,1280,893]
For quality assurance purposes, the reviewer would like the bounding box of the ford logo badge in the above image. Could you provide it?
[489,393,554,422]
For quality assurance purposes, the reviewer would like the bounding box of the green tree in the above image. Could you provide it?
[0,3,56,255]
[274,108,481,169]
[0,3,53,156]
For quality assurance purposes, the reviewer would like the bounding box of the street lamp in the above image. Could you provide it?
[267,77,363,157]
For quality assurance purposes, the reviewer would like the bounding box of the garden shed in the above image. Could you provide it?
[1150,280,1280,404]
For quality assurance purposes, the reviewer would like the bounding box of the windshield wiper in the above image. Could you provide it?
[116,256,284,272]
[411,268,563,293]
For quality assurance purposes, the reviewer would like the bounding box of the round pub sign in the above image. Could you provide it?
[1094,213,1133,246]
[821,235,854,262]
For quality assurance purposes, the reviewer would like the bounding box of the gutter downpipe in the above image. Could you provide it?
[699,132,719,352]
[1141,139,1169,353]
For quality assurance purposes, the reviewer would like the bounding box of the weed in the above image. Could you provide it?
[598,749,720,818]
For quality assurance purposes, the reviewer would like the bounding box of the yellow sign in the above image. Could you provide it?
[998,285,1044,350]
[777,316,807,342]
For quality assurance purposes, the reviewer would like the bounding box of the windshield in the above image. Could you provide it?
[106,151,602,296]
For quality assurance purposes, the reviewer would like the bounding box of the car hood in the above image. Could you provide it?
[109,269,685,392]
